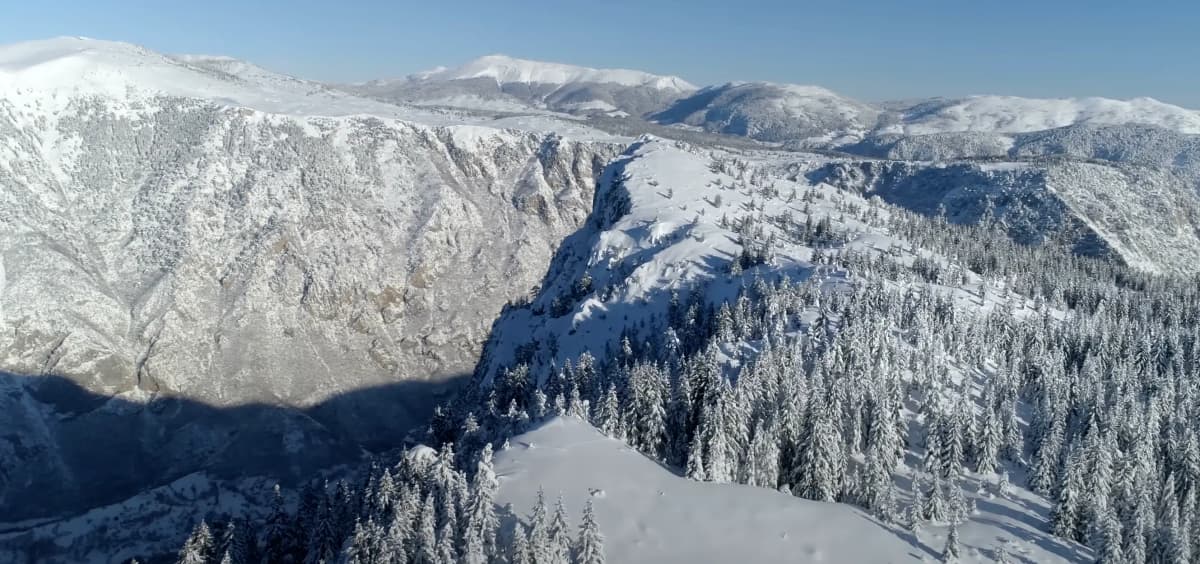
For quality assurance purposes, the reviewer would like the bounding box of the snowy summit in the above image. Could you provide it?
[422,54,697,92]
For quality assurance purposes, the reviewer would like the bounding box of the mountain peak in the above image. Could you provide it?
[0,36,159,71]
[0,36,419,120]
[422,53,696,91]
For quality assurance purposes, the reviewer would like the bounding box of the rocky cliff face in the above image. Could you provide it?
[0,92,620,518]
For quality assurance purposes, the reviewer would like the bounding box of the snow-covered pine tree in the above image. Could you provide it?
[700,396,734,484]
[413,493,439,564]
[574,499,605,564]
[176,520,213,564]
[922,472,947,523]
[306,495,340,564]
[747,420,780,489]
[1050,447,1086,543]
[218,519,255,564]
[667,372,694,467]
[940,520,961,563]
[975,406,1001,475]
[464,443,500,561]
[627,362,667,460]
[1092,502,1124,564]
[861,443,897,523]
[686,432,706,481]
[548,496,573,564]
[510,520,533,564]
[527,488,553,564]
[796,392,841,502]
[596,383,623,438]
[436,521,457,564]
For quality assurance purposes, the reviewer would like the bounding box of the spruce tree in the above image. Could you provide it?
[940,520,961,563]
[597,383,623,438]
[527,488,553,564]
[1093,506,1124,564]
[862,444,896,522]
[465,443,500,561]
[797,394,840,502]
[510,522,533,564]
[922,473,947,522]
[547,496,573,564]
[219,519,254,564]
[385,490,414,564]
[975,408,1001,474]
[686,432,707,481]
[575,500,605,564]
[667,374,694,467]
[305,499,339,564]
[1050,448,1085,542]
[436,521,457,564]
[261,485,295,563]
[747,421,780,489]
[176,520,213,564]
[414,493,439,564]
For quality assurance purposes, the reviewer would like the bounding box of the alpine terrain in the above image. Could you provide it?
[1,33,1199,564]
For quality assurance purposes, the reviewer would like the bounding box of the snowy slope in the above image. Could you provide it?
[495,417,1089,563]
[466,136,1116,564]
[472,137,1137,381]
[494,417,917,563]
[477,137,817,379]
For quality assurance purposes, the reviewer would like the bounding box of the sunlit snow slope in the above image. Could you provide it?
[496,418,1089,563]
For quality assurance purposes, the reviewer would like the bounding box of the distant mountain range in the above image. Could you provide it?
[344,54,696,117]
[341,53,1200,145]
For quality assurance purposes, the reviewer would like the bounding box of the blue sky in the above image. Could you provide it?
[3,0,1197,107]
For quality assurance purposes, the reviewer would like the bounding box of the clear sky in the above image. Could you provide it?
[3,0,1198,107]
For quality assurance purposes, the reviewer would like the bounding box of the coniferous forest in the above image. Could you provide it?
[183,176,1200,564]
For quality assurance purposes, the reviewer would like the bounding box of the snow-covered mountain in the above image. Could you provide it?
[650,85,1200,149]
[813,157,1200,274]
[0,37,417,118]
[344,52,1200,161]
[881,95,1200,136]
[344,54,696,117]
[650,81,881,145]
[0,37,622,522]
[475,137,1200,384]
[424,55,695,92]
